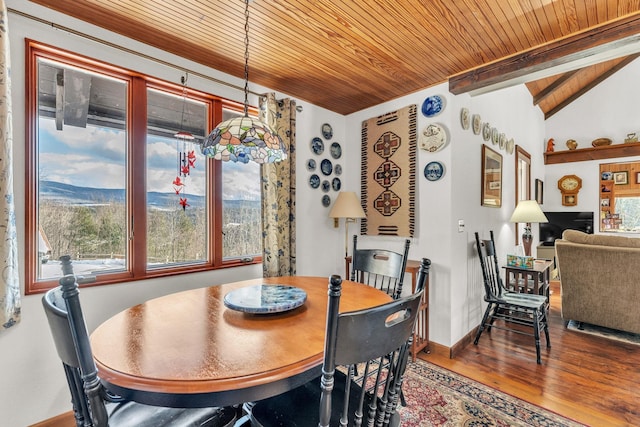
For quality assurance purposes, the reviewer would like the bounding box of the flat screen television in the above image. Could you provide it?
[539,211,594,246]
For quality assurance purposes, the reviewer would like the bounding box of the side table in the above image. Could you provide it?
[503,259,552,310]
[345,257,429,361]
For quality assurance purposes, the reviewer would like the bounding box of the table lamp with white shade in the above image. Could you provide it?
[510,200,548,257]
[329,191,366,257]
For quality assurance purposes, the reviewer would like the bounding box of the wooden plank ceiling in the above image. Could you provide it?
[27,0,640,116]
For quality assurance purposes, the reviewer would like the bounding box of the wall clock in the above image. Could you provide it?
[557,174,582,206]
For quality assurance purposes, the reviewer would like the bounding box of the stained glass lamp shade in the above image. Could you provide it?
[200,116,287,164]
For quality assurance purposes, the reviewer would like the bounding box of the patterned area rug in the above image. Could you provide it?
[360,105,416,237]
[399,360,585,426]
[566,320,640,345]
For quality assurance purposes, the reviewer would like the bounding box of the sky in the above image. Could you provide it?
[39,118,261,201]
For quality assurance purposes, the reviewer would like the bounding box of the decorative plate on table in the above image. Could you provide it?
[321,123,333,140]
[330,142,342,159]
[334,164,342,176]
[419,123,449,152]
[309,174,320,189]
[506,138,515,154]
[424,161,445,181]
[320,158,333,175]
[482,122,491,141]
[332,177,341,191]
[311,137,324,155]
[460,108,470,130]
[421,95,445,117]
[322,195,331,207]
[472,114,481,135]
[224,284,307,314]
[306,158,316,171]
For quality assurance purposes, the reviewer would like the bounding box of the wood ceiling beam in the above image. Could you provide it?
[545,53,640,120]
[449,13,640,96]
[532,70,579,106]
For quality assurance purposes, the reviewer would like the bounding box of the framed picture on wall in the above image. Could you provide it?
[614,171,628,185]
[481,144,502,207]
[535,179,544,204]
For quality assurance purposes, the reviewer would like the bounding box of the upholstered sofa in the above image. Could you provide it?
[555,229,640,335]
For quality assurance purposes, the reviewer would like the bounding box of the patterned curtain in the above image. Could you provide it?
[0,0,20,330]
[259,93,296,277]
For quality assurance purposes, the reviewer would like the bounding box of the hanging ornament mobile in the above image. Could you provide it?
[173,74,196,210]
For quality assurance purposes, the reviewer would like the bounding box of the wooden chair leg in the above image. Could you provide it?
[533,309,542,364]
[543,311,551,348]
[474,305,492,345]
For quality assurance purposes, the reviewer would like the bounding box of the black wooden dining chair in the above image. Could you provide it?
[249,258,430,427]
[42,255,239,427]
[474,231,550,364]
[350,235,410,299]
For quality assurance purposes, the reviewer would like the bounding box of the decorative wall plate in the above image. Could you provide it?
[472,114,481,135]
[321,180,331,192]
[320,158,333,175]
[306,158,316,171]
[499,133,506,150]
[322,195,331,207]
[491,127,499,145]
[506,138,514,154]
[422,95,445,117]
[311,137,324,155]
[321,123,333,140]
[460,108,470,130]
[424,161,445,181]
[309,174,320,189]
[482,123,491,141]
[419,123,449,152]
[332,177,341,191]
[334,164,342,175]
[330,142,342,159]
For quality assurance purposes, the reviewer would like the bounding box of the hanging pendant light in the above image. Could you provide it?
[199,0,287,164]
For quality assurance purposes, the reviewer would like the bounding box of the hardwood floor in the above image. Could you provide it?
[420,281,640,426]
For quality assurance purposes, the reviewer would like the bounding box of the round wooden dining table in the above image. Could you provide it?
[90,276,391,407]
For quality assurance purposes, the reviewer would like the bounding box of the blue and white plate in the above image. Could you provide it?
[334,164,342,176]
[311,137,324,155]
[332,177,341,191]
[424,161,445,181]
[306,158,316,171]
[309,174,320,189]
[321,123,333,140]
[322,195,331,207]
[320,159,333,176]
[421,95,445,117]
[330,142,342,159]
[321,180,331,192]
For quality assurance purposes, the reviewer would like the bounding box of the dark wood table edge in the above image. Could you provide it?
[100,365,322,408]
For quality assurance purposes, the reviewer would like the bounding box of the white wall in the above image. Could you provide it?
[545,58,640,234]
[346,85,545,347]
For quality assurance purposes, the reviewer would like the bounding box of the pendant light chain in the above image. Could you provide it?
[243,0,250,117]
[198,0,287,163]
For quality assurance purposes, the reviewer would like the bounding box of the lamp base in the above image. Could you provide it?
[522,233,533,257]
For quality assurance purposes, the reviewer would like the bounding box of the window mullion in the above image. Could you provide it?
[130,77,148,276]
